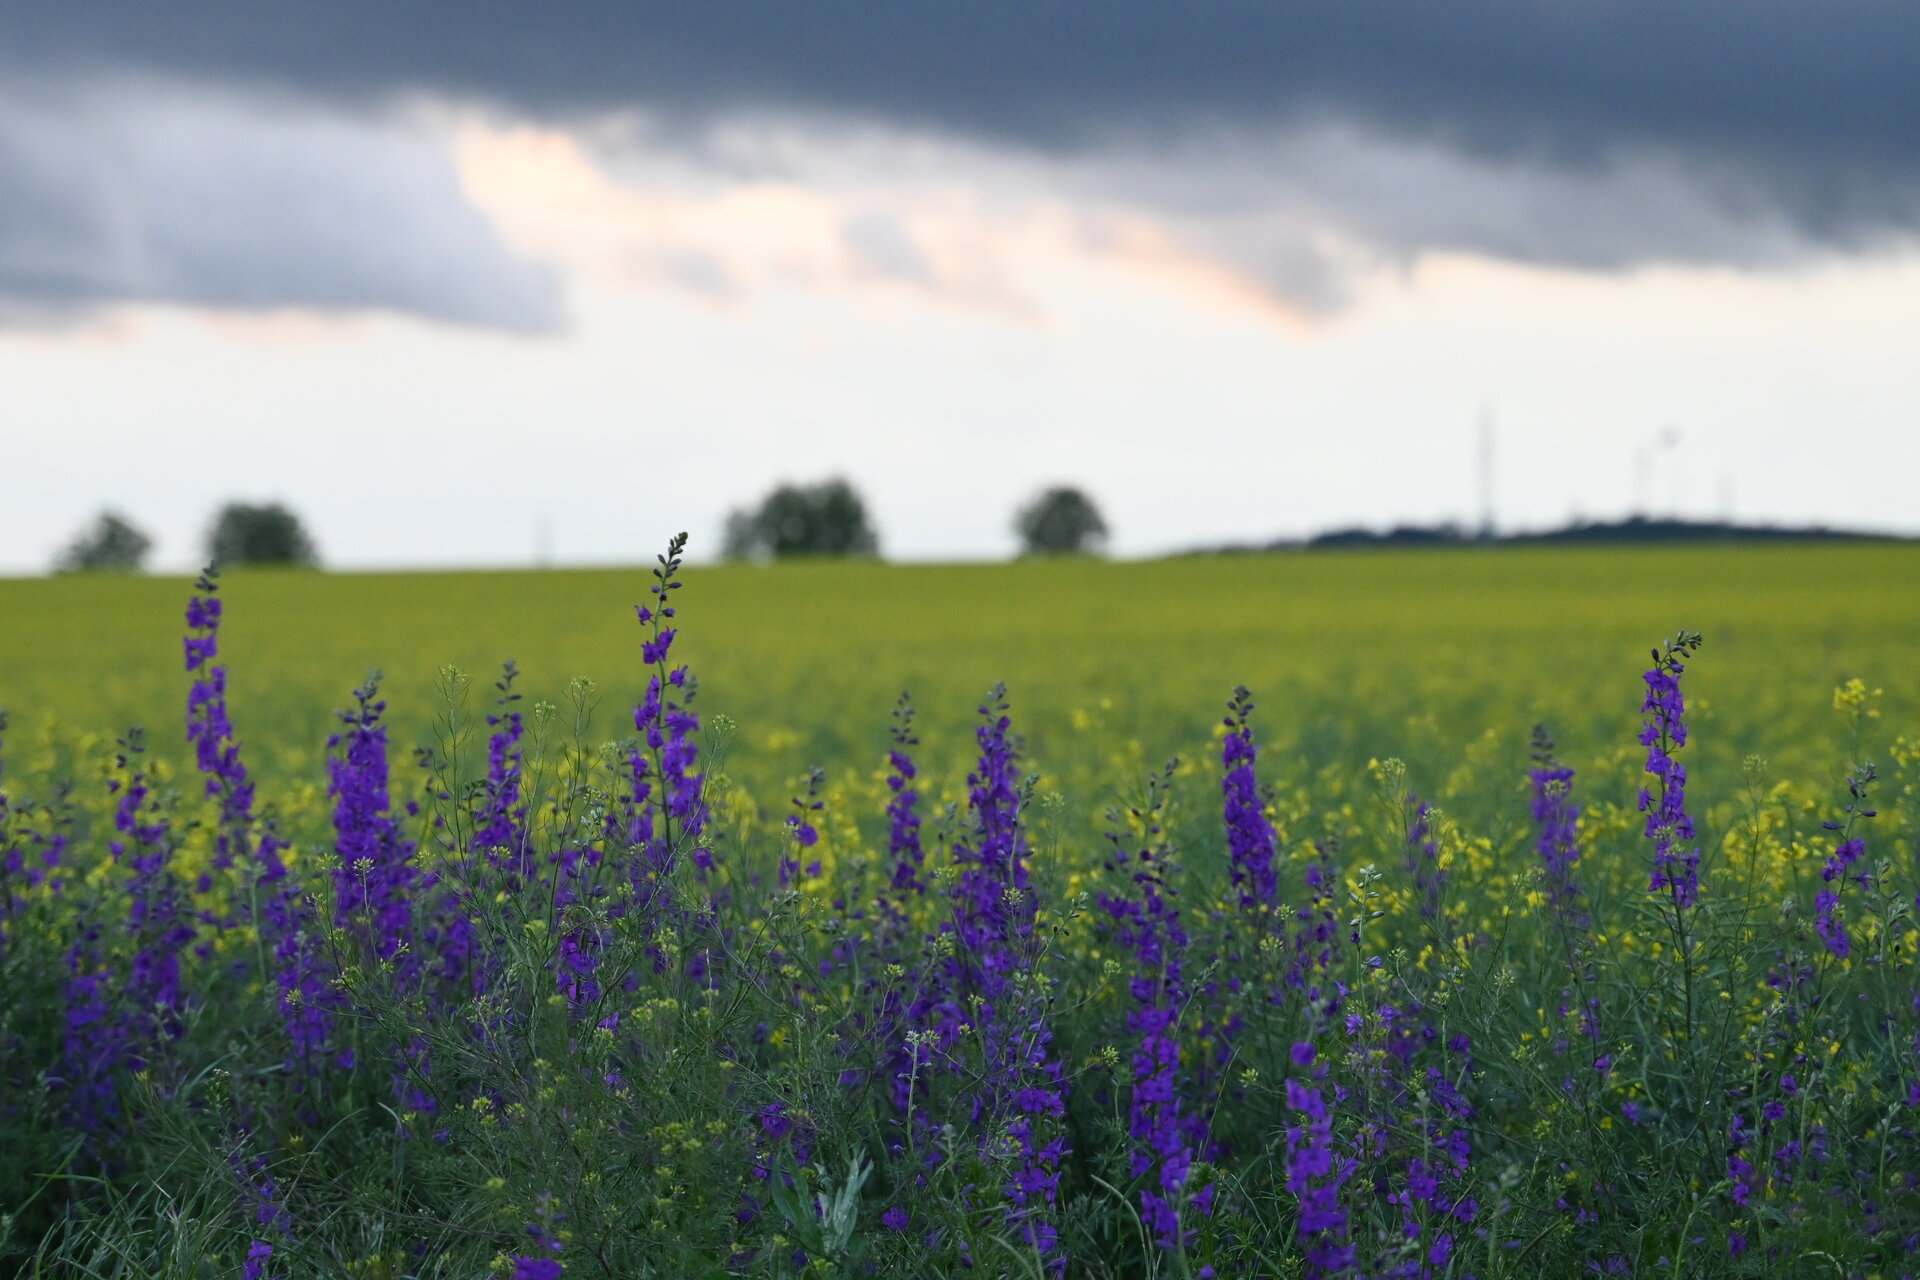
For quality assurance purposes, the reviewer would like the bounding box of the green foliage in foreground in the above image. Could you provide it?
[0,544,1918,1277]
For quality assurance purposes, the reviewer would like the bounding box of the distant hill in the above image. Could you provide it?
[1190,516,1911,555]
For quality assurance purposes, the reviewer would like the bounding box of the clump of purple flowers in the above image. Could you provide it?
[1099,760,1211,1248]
[1285,1057,1356,1278]
[112,730,195,1048]
[910,685,1069,1262]
[55,731,191,1152]
[184,570,330,1068]
[1639,630,1703,909]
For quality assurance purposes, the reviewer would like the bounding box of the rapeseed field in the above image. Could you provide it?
[1,540,1916,1277]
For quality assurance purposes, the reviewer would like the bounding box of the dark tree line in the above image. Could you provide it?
[54,480,1110,574]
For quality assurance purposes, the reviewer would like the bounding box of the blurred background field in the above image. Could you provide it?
[4,542,1914,841]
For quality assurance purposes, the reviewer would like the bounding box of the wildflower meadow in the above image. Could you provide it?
[2,539,1918,1278]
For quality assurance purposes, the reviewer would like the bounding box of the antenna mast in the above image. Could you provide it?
[1477,406,1496,539]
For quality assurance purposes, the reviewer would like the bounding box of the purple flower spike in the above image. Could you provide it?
[1403,795,1447,931]
[1284,1076,1356,1278]
[910,685,1069,1268]
[475,660,528,877]
[885,692,925,897]
[1813,765,1878,959]
[1222,687,1278,910]
[1099,759,1206,1249]
[184,567,291,892]
[1639,631,1703,909]
[329,676,417,972]
[1529,726,1584,931]
[626,533,707,908]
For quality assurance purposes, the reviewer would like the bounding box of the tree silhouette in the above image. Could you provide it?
[55,510,153,573]
[1015,486,1109,556]
[723,478,880,559]
[207,502,319,568]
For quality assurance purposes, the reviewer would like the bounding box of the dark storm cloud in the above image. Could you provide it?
[8,2,1917,175]
[0,4,1904,144]
[2,2,1917,322]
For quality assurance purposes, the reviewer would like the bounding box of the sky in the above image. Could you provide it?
[2,3,1917,573]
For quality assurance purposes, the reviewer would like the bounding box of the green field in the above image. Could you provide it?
[5,543,1915,810]
[5,541,1920,1277]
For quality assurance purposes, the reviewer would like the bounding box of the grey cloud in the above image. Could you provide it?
[4,4,1915,157]
[0,84,561,330]
[1072,124,1869,314]
[4,3,1920,317]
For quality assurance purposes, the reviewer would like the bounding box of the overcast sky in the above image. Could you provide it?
[3,4,1917,572]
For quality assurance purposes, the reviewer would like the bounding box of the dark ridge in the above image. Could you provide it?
[1184,516,1912,555]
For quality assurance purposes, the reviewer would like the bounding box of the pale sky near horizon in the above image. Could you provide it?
[3,6,1917,574]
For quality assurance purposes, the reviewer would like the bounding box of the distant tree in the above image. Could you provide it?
[722,478,880,559]
[55,510,153,573]
[207,502,319,568]
[1015,486,1109,556]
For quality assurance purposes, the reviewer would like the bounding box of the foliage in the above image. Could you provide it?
[54,510,152,573]
[723,478,879,559]
[207,502,318,568]
[1015,486,1108,556]
[1,542,1918,1277]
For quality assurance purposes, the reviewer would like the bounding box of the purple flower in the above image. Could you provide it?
[329,677,417,970]
[1813,768,1877,959]
[786,767,826,859]
[474,660,529,875]
[910,686,1069,1266]
[1727,1110,1757,1207]
[513,1192,566,1278]
[1529,726,1584,930]
[184,571,327,1067]
[1099,759,1208,1249]
[1403,795,1447,932]
[885,692,925,896]
[61,919,126,1138]
[1221,687,1278,909]
[1639,632,1703,909]
[1284,1076,1356,1278]
[184,568,288,892]
[625,534,707,907]
[243,1240,275,1280]
[112,732,195,1043]
[882,1205,910,1232]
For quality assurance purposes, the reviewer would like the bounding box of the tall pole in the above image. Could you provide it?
[1477,406,1496,540]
